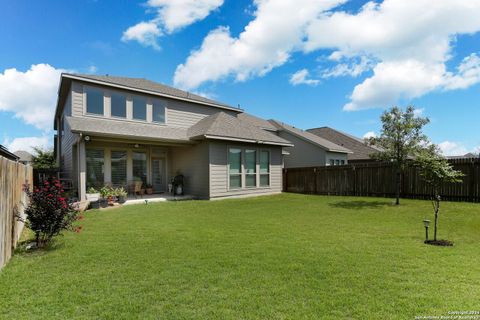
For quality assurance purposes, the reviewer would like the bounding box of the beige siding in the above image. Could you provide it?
[167,99,237,128]
[209,141,282,199]
[170,142,210,198]
[61,119,79,181]
[71,81,84,116]
[325,152,348,165]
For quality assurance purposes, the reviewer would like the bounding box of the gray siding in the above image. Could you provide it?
[170,142,210,199]
[60,116,79,181]
[325,152,348,165]
[209,141,282,199]
[279,131,328,168]
[71,81,83,116]
[167,99,237,128]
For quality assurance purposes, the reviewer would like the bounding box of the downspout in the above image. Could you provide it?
[76,133,83,200]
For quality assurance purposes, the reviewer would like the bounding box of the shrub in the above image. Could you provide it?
[20,178,79,248]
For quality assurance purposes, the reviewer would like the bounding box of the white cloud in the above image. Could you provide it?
[303,0,480,111]
[122,0,223,49]
[290,69,319,86]
[174,0,346,90]
[0,64,65,130]
[363,131,377,139]
[87,65,98,73]
[438,141,470,156]
[122,21,162,50]
[3,135,50,153]
[174,0,480,108]
[322,56,373,78]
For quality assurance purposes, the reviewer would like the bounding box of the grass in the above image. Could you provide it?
[0,193,479,319]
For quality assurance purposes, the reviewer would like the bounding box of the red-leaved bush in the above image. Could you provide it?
[20,178,79,247]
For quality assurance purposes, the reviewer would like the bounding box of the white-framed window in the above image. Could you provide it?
[228,148,242,189]
[85,87,104,115]
[152,99,166,123]
[245,149,257,188]
[133,96,147,120]
[259,150,270,187]
[111,92,127,118]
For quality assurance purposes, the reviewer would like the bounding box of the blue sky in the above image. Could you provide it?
[1,0,480,155]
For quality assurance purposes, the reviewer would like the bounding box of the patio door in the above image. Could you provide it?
[151,157,166,193]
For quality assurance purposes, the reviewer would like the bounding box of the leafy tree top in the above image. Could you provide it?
[415,145,464,192]
[368,106,430,168]
[32,147,57,169]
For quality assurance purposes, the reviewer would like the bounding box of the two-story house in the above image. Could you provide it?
[54,73,293,201]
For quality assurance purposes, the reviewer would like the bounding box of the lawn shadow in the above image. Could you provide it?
[329,200,392,210]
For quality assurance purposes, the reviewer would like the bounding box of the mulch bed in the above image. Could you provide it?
[424,239,454,246]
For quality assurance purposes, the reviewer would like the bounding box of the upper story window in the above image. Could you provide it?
[86,87,104,115]
[152,99,166,123]
[133,96,147,120]
[111,92,126,118]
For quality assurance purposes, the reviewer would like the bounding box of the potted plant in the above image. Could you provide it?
[99,186,110,208]
[116,187,127,204]
[86,187,100,202]
[140,183,146,196]
[145,183,153,195]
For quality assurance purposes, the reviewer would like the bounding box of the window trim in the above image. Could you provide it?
[227,147,272,191]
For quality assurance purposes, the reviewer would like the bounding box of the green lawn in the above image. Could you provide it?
[0,194,479,319]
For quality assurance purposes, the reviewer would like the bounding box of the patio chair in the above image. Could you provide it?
[128,181,143,199]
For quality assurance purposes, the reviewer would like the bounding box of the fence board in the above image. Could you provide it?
[0,156,32,270]
[283,158,480,202]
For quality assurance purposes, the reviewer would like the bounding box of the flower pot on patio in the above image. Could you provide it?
[118,196,126,204]
[90,200,100,209]
[99,198,108,208]
[146,188,153,195]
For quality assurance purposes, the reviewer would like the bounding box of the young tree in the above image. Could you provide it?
[368,106,430,205]
[32,147,56,169]
[415,145,463,242]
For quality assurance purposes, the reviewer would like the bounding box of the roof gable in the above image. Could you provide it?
[307,127,381,160]
[269,120,351,153]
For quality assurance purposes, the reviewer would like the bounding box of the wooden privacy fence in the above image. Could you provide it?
[283,158,480,202]
[0,156,32,269]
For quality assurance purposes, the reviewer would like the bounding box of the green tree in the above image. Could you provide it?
[32,147,57,169]
[368,106,430,205]
[415,145,463,241]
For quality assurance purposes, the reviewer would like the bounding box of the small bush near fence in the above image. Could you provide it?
[283,158,480,202]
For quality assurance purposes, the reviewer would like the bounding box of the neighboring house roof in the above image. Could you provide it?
[14,150,33,163]
[236,112,278,131]
[188,112,292,146]
[447,153,479,159]
[268,120,352,153]
[307,126,381,160]
[66,116,190,143]
[0,145,19,161]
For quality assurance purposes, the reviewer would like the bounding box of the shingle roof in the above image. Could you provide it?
[307,127,381,160]
[0,145,19,161]
[236,112,278,131]
[13,150,33,162]
[63,73,239,111]
[268,120,351,153]
[66,117,190,143]
[188,112,292,146]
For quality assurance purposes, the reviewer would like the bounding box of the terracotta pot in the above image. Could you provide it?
[146,188,153,195]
